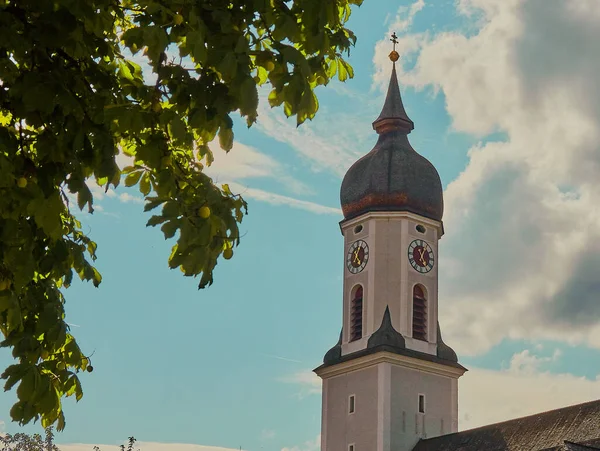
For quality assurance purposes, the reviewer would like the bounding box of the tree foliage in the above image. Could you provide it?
[0,426,59,451]
[94,436,139,451]
[0,426,137,451]
[0,0,362,432]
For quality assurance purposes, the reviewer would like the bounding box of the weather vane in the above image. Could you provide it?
[389,32,400,62]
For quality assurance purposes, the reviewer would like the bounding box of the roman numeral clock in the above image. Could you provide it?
[346,240,369,274]
[408,239,434,273]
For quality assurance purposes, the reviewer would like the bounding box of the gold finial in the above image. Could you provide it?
[389,32,400,62]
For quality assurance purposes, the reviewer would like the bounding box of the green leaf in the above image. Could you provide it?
[22,79,56,115]
[337,58,353,82]
[77,184,93,212]
[146,215,167,227]
[0,293,16,314]
[57,411,66,431]
[139,173,151,196]
[187,30,207,64]
[64,376,77,397]
[268,89,284,107]
[162,201,179,218]
[2,364,28,391]
[161,220,179,239]
[218,52,237,81]
[143,25,169,65]
[124,170,143,187]
[169,117,188,144]
[255,66,268,85]
[74,377,83,401]
[118,60,133,82]
[91,267,102,288]
[32,194,67,239]
[16,367,36,402]
[144,197,166,212]
[239,77,259,119]
[218,126,234,152]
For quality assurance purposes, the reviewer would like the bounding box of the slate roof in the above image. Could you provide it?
[340,64,444,222]
[561,441,600,450]
[412,399,600,451]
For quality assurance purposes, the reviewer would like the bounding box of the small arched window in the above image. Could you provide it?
[350,286,363,342]
[412,285,427,341]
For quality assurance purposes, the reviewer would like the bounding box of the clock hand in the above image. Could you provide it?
[353,249,361,265]
[418,248,427,266]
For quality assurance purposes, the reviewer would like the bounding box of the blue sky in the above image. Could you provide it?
[3,1,600,450]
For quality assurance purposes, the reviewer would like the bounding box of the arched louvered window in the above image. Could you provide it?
[412,285,427,341]
[350,286,363,342]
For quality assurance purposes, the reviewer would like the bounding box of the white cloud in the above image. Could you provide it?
[88,141,337,215]
[395,0,426,32]
[205,140,312,196]
[206,142,281,182]
[254,85,374,178]
[58,443,245,451]
[279,370,322,399]
[378,0,600,354]
[281,434,320,451]
[372,2,429,92]
[115,151,134,170]
[118,192,144,204]
[460,348,600,430]
[56,429,317,451]
[506,348,562,375]
[260,429,276,440]
[228,183,341,216]
[85,181,143,208]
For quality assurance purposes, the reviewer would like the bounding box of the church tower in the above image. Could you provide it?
[314,38,467,451]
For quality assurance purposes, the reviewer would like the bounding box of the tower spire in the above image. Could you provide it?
[372,32,415,135]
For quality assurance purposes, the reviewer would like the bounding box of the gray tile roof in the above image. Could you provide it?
[412,399,600,451]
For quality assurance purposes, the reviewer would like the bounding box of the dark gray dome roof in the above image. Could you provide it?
[340,132,443,221]
[340,65,443,222]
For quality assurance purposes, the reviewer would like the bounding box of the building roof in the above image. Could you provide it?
[317,306,465,372]
[372,64,414,134]
[339,63,444,222]
[562,441,600,450]
[412,399,600,451]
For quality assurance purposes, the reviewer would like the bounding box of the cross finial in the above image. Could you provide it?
[389,32,400,62]
[390,32,398,51]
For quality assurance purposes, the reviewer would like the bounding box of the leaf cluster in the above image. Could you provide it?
[0,0,361,430]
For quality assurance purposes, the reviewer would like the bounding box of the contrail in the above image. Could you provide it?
[259,353,302,363]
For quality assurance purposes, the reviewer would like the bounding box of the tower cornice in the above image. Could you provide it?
[314,349,466,380]
[339,211,444,237]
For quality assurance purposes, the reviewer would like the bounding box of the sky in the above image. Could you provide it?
[3,0,600,450]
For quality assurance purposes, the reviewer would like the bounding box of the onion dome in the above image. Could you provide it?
[340,55,444,222]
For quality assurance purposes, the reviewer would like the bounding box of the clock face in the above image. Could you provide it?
[347,240,369,274]
[408,239,434,273]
